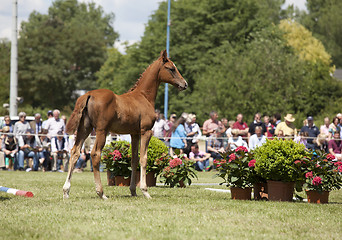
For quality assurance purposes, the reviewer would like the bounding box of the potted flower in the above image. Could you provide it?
[254,138,310,201]
[160,154,197,188]
[302,151,342,203]
[101,140,132,186]
[214,146,257,200]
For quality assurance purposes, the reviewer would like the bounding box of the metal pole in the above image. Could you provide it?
[10,0,18,117]
[164,0,171,118]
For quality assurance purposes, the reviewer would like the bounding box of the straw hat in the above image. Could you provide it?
[284,114,295,122]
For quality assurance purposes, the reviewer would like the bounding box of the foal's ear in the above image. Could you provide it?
[160,50,169,63]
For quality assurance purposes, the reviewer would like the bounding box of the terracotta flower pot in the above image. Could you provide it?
[107,171,115,186]
[230,187,252,200]
[253,182,268,200]
[267,181,294,202]
[136,171,157,187]
[114,176,131,186]
[306,190,329,204]
[179,180,186,188]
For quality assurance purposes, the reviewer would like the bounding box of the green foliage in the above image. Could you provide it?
[101,140,132,177]
[0,40,10,115]
[18,0,118,109]
[147,136,170,173]
[254,138,310,182]
[160,154,197,187]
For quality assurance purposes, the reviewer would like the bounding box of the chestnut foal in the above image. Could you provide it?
[63,50,187,199]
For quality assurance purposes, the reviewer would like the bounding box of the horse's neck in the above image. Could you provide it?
[134,61,161,104]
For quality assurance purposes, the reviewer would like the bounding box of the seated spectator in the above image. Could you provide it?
[277,130,285,139]
[328,131,342,160]
[232,113,249,140]
[184,114,202,155]
[18,129,39,171]
[225,120,235,138]
[248,113,267,138]
[228,129,248,151]
[170,114,187,155]
[249,126,267,151]
[1,127,18,170]
[264,115,275,138]
[275,114,297,138]
[329,117,340,139]
[207,127,226,160]
[294,131,308,147]
[1,115,13,133]
[13,112,31,137]
[189,144,211,172]
[320,117,330,136]
[152,109,170,141]
[51,130,69,172]
[300,116,320,150]
[30,113,42,134]
[36,129,50,172]
[314,133,329,153]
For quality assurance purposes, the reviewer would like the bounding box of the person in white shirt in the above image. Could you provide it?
[45,109,65,138]
[152,109,169,140]
[51,131,69,172]
[249,126,267,151]
[228,129,248,151]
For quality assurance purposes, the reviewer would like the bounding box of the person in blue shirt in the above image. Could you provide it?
[170,114,188,155]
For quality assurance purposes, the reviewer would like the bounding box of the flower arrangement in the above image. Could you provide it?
[160,154,197,188]
[146,137,170,174]
[101,140,132,178]
[214,146,259,188]
[253,138,310,182]
[302,151,342,192]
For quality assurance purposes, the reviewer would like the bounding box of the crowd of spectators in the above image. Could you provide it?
[152,110,342,172]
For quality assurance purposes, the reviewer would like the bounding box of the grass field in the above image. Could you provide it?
[1,170,342,240]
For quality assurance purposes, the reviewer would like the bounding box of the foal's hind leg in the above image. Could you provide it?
[63,125,91,199]
[130,134,140,196]
[91,130,107,199]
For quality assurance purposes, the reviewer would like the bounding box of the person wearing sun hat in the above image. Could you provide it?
[274,114,297,138]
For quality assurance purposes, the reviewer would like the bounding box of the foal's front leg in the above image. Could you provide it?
[139,130,152,199]
[130,134,140,196]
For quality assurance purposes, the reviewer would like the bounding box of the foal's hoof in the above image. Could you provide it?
[142,191,152,199]
[102,195,108,200]
[63,189,70,200]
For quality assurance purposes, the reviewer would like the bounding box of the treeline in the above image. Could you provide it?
[0,0,341,127]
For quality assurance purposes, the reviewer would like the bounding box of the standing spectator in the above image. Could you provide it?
[248,113,267,137]
[152,109,169,141]
[300,116,320,150]
[320,117,330,136]
[232,113,249,140]
[274,114,297,138]
[221,118,229,132]
[51,130,69,172]
[225,120,235,138]
[207,127,226,160]
[185,114,202,144]
[1,115,13,133]
[329,117,340,139]
[1,127,18,170]
[228,129,248,151]
[264,115,275,138]
[170,114,187,155]
[164,113,177,146]
[202,111,223,137]
[249,126,267,151]
[18,129,39,171]
[42,110,53,130]
[13,112,31,138]
[189,144,211,172]
[30,113,42,134]
[328,131,342,160]
[45,109,65,138]
[273,113,282,127]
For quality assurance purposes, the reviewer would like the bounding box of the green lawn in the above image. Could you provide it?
[1,171,342,240]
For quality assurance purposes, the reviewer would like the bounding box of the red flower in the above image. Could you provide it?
[111,150,122,161]
[294,160,301,165]
[338,165,342,173]
[235,146,248,153]
[248,159,256,168]
[305,171,313,178]
[312,176,322,186]
[169,158,183,168]
[334,161,342,166]
[326,153,335,160]
[229,153,236,162]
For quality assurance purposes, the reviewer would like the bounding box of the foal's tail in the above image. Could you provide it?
[66,94,91,135]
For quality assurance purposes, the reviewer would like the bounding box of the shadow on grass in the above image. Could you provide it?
[0,195,12,201]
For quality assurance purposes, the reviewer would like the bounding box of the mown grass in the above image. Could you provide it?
[1,171,342,240]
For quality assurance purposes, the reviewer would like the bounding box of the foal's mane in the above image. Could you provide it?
[128,58,161,92]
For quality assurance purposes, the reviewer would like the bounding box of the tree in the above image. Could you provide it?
[0,40,11,114]
[18,0,118,109]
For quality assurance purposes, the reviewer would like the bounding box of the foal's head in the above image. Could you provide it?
[158,50,188,91]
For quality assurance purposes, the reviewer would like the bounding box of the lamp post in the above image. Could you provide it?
[10,0,18,117]
[164,0,171,118]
